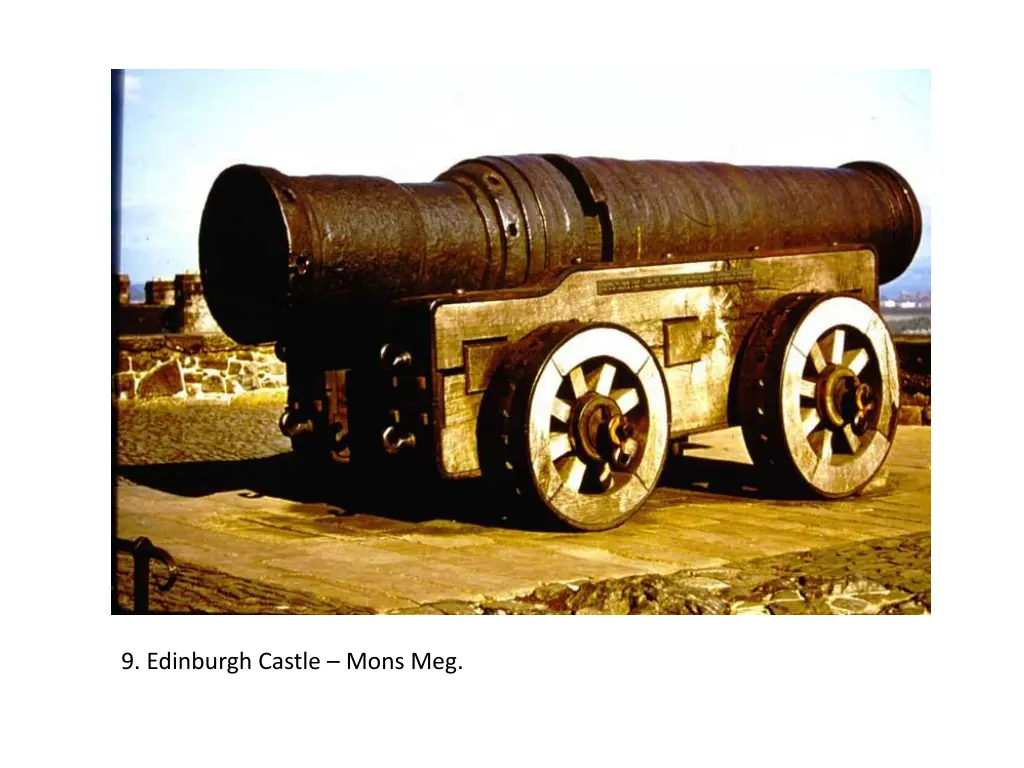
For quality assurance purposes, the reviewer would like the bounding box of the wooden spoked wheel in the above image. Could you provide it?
[739,294,900,498]
[487,323,670,531]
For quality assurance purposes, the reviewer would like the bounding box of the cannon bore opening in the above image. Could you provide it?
[199,165,291,344]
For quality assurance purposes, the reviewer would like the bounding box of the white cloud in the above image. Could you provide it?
[124,74,142,103]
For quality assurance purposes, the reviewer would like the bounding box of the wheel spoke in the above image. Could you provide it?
[569,366,588,399]
[809,343,827,374]
[801,407,820,436]
[843,424,861,453]
[829,329,846,365]
[551,397,572,423]
[799,379,817,399]
[613,387,640,414]
[564,456,587,492]
[549,432,572,461]
[592,363,616,396]
[844,348,870,375]
[818,430,834,464]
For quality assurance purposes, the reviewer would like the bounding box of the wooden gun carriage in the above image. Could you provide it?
[199,154,921,531]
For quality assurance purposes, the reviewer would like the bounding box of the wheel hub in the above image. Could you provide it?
[570,393,636,466]
[815,364,875,432]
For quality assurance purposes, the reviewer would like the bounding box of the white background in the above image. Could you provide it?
[1,1,1022,766]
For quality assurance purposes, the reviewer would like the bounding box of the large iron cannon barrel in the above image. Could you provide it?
[199,154,922,344]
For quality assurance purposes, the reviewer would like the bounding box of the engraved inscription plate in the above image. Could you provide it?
[596,264,754,296]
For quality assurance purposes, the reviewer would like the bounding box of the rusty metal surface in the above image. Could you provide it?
[199,156,921,345]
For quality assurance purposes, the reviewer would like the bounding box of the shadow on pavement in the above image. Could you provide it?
[120,454,326,502]
[118,455,550,530]
[659,455,765,498]
[117,449,780,531]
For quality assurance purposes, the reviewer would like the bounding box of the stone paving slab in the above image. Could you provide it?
[116,418,930,613]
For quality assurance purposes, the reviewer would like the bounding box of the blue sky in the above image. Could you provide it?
[120,69,930,292]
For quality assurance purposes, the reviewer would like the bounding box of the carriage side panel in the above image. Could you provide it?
[432,249,878,478]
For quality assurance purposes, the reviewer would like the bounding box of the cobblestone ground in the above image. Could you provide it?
[115,533,930,615]
[116,395,330,614]
[402,532,931,615]
[116,393,290,466]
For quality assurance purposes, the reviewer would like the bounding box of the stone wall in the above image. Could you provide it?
[115,334,285,401]
[117,272,219,335]
[899,391,931,426]
[145,279,175,306]
[894,337,931,426]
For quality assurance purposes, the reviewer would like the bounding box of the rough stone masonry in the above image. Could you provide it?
[116,334,286,401]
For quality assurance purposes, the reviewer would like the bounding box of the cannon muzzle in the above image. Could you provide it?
[199,155,921,344]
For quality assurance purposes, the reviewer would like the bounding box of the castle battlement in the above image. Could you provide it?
[116,272,220,335]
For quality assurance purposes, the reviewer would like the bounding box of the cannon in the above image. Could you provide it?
[199,154,921,531]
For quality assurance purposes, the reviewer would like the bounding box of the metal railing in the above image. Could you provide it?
[115,537,178,614]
